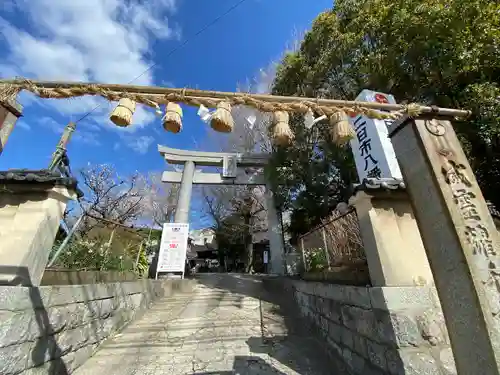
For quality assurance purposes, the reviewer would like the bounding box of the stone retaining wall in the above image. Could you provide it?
[41,270,138,286]
[276,278,456,375]
[0,279,196,375]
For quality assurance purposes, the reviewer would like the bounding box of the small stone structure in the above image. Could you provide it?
[272,278,455,375]
[0,279,196,375]
[0,170,79,286]
[349,178,434,287]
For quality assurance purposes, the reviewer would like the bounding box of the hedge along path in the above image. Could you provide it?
[0,78,471,121]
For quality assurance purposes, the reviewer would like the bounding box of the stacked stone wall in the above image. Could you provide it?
[0,279,196,375]
[269,278,456,375]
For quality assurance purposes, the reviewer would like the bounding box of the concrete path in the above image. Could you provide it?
[73,274,339,375]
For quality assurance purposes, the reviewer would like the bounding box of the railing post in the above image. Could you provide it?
[300,237,307,272]
[321,227,331,269]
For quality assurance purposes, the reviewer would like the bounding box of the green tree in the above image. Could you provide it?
[271,0,500,237]
[267,115,357,241]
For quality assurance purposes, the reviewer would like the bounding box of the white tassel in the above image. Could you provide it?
[304,109,327,129]
[246,114,257,129]
[197,104,213,123]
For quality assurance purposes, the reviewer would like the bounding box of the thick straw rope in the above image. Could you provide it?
[0,80,424,121]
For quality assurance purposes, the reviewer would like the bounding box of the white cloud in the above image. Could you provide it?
[0,0,179,132]
[122,135,155,154]
[16,120,31,131]
[40,117,64,134]
[255,65,277,94]
[0,63,20,79]
[39,116,101,146]
[73,131,102,146]
[236,62,277,95]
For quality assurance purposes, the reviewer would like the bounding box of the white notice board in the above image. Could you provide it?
[157,223,189,274]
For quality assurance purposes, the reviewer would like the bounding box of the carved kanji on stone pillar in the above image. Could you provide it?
[389,115,500,375]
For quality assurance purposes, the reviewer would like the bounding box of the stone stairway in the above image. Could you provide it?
[72,274,339,375]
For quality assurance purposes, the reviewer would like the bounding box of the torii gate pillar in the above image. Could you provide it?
[174,160,195,223]
[265,188,285,274]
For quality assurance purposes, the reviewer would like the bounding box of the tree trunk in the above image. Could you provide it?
[243,215,254,273]
[245,239,254,273]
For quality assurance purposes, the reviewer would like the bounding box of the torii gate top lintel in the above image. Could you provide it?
[158,145,270,167]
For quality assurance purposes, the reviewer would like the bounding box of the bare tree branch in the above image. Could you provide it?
[134,171,179,228]
[71,165,179,236]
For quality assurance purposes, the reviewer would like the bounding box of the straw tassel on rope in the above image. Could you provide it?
[162,102,183,133]
[210,101,234,133]
[272,111,294,146]
[0,79,472,120]
[329,110,355,145]
[110,98,136,127]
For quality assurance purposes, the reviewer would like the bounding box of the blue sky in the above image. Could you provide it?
[0,0,331,228]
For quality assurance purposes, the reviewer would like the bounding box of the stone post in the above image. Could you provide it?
[265,185,285,275]
[0,173,77,286]
[349,185,434,287]
[174,160,195,223]
[0,100,23,156]
[388,116,500,374]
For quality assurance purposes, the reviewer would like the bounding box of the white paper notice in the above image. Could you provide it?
[157,223,189,273]
[263,250,269,264]
[348,90,402,182]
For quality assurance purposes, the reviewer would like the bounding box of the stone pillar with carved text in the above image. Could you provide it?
[389,115,500,375]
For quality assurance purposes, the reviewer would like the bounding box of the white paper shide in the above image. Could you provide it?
[157,223,189,274]
[348,90,402,182]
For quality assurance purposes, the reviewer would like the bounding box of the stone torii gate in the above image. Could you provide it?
[158,145,285,275]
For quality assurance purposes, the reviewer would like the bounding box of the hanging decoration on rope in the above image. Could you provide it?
[304,109,327,130]
[271,111,294,146]
[197,104,214,123]
[154,103,163,117]
[109,98,136,127]
[210,101,234,133]
[0,78,471,146]
[162,102,183,133]
[329,110,355,145]
[245,113,257,130]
